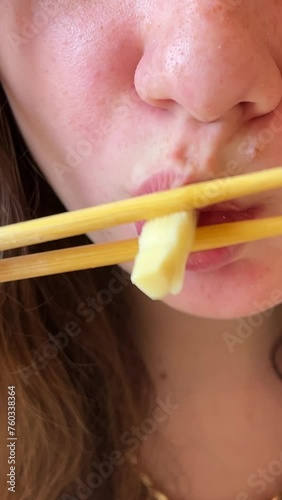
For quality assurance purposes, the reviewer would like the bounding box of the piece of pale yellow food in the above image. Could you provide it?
[131,210,197,300]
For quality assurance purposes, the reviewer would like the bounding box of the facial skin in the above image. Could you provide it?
[1,0,282,319]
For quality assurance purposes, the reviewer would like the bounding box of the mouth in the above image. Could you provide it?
[135,202,261,234]
[132,170,264,272]
[197,202,260,226]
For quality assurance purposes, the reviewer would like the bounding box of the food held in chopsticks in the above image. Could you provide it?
[131,211,197,299]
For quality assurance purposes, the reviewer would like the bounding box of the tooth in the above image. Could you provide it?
[131,210,197,300]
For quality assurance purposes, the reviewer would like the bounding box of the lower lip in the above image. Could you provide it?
[136,207,261,273]
[186,244,244,272]
[186,209,259,272]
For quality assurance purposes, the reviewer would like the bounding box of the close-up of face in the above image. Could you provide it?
[1,0,282,319]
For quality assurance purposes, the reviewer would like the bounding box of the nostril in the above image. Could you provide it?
[151,98,175,111]
[241,101,266,121]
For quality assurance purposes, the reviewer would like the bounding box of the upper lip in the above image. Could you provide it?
[131,169,252,212]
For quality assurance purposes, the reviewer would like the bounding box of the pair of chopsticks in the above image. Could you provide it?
[1,167,282,283]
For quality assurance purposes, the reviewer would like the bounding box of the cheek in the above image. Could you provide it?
[2,0,140,139]
[1,1,143,201]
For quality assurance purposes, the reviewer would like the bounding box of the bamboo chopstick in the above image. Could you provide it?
[0,167,282,252]
[1,216,282,283]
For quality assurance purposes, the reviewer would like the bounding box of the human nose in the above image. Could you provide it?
[134,2,282,123]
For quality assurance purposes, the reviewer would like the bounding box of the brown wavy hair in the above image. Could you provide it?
[0,84,153,500]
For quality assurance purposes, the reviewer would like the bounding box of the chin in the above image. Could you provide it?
[122,241,282,320]
[161,255,282,320]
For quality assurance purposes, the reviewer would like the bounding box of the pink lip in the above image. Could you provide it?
[132,169,194,198]
[133,170,263,272]
[186,206,260,271]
